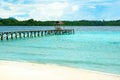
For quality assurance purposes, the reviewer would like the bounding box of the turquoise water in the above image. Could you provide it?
[0,26,120,74]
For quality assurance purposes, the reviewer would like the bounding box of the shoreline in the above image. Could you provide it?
[0,60,120,80]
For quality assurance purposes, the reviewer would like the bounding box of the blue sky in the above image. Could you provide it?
[0,0,120,21]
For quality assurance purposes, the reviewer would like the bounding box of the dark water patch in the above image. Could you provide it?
[29,59,120,67]
[109,42,120,44]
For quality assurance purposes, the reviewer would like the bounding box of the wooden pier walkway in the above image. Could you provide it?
[0,29,74,41]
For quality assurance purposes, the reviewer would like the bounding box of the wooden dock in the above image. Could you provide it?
[0,29,74,41]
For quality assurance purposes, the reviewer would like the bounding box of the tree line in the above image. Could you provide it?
[0,18,120,26]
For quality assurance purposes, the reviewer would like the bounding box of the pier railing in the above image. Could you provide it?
[0,29,74,41]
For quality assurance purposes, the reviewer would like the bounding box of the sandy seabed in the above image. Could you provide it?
[0,60,120,80]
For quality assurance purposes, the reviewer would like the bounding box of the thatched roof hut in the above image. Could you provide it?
[54,21,64,30]
[55,21,64,25]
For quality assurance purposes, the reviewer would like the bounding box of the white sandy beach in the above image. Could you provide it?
[0,60,120,80]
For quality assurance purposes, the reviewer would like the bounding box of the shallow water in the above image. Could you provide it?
[0,26,120,74]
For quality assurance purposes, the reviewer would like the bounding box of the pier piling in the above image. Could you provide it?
[0,29,74,41]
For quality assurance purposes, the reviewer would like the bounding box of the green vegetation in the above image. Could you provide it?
[0,18,120,26]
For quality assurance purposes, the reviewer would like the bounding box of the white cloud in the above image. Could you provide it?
[0,1,69,20]
[88,6,96,9]
[29,2,68,20]
[0,0,119,20]
[71,5,79,12]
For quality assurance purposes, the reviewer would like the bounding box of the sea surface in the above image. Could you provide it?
[0,26,120,74]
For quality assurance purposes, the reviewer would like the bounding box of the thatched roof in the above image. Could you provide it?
[55,21,64,25]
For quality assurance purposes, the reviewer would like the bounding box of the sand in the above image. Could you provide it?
[0,60,120,80]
